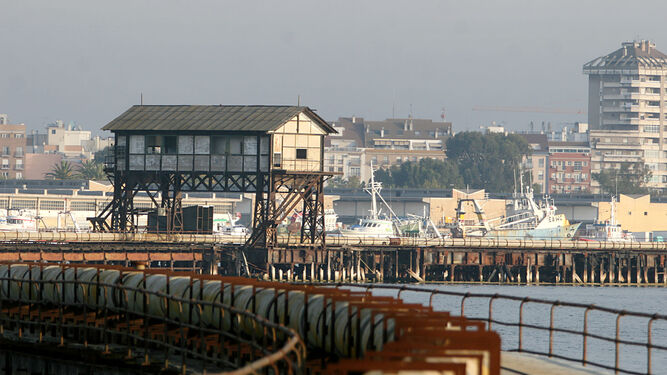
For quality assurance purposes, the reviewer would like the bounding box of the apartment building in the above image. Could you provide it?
[547,142,591,194]
[584,40,667,191]
[325,116,451,183]
[518,134,548,193]
[0,115,26,179]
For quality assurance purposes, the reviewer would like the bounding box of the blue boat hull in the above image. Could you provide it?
[484,223,581,240]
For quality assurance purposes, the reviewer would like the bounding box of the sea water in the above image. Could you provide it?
[365,284,667,374]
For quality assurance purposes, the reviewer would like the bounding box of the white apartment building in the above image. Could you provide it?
[46,120,91,153]
[584,40,667,191]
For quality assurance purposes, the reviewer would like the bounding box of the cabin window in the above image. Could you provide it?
[194,136,210,154]
[229,136,243,155]
[273,153,282,167]
[178,136,194,154]
[212,136,227,154]
[164,136,177,154]
[145,136,160,154]
[296,148,307,159]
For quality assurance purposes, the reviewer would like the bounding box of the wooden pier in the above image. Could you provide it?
[245,243,667,285]
[0,232,663,285]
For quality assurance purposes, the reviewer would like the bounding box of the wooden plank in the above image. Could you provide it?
[42,253,63,261]
[105,253,128,261]
[0,253,20,261]
[84,253,105,261]
[149,253,172,261]
[64,253,84,261]
[172,253,195,261]
[20,253,42,261]
[126,253,149,261]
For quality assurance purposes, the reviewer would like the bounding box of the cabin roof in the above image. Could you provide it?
[103,105,336,133]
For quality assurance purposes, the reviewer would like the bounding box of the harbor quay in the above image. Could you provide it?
[0,232,664,286]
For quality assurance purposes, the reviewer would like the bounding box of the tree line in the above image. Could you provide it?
[46,160,106,180]
[374,132,532,193]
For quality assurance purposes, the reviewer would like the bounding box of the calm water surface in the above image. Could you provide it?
[364,284,667,374]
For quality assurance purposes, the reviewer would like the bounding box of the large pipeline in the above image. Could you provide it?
[0,264,392,358]
[0,263,502,374]
[0,231,663,251]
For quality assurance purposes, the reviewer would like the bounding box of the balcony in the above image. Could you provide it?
[601,106,626,113]
[630,92,660,100]
[602,81,621,88]
[1,165,8,170]
[622,79,661,88]
[14,165,23,170]
[14,152,23,158]
[593,142,642,150]
[602,154,641,162]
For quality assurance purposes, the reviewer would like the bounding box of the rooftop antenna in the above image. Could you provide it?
[140,93,143,106]
[441,107,446,122]
[297,95,301,107]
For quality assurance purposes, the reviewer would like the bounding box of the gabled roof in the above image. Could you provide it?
[517,133,548,151]
[102,105,336,133]
[584,41,667,70]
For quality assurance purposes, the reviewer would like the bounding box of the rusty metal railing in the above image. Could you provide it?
[331,283,667,375]
[0,263,506,375]
[0,231,665,252]
[0,264,305,374]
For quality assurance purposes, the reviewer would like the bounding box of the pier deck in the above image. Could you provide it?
[502,352,608,375]
[0,232,662,285]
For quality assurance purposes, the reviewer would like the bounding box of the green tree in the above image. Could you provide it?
[532,183,542,195]
[93,146,111,163]
[77,160,106,180]
[445,132,531,193]
[328,176,363,189]
[593,164,652,195]
[46,161,76,180]
[375,158,463,189]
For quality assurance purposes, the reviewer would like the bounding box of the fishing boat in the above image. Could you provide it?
[449,180,580,240]
[579,196,635,242]
[334,165,398,238]
[0,211,37,232]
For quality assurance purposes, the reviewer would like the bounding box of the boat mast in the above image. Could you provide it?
[365,162,401,222]
[610,195,617,226]
[366,162,379,219]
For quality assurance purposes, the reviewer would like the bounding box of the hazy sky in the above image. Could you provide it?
[2,0,667,135]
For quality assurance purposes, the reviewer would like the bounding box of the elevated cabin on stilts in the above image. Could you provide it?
[90,105,336,249]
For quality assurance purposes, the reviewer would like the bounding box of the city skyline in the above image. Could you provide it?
[3,1,667,134]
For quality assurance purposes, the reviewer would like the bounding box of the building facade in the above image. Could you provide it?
[0,116,26,179]
[547,142,591,194]
[325,116,452,183]
[584,40,667,191]
[519,134,548,193]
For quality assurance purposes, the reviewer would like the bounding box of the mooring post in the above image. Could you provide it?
[394,250,399,280]
[420,249,426,282]
[379,250,385,282]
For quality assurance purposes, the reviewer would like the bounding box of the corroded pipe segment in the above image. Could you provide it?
[0,263,501,374]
